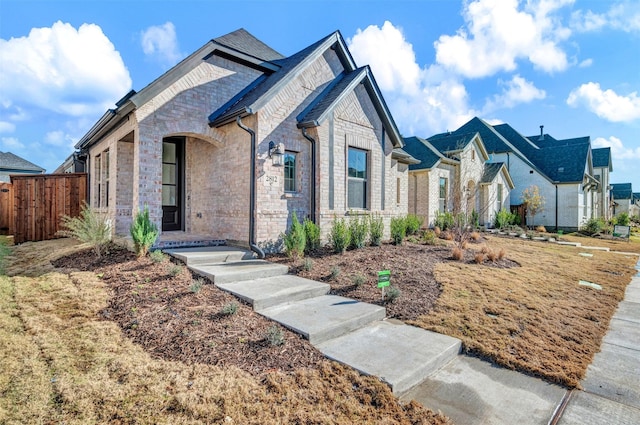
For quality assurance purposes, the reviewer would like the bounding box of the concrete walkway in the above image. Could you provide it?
[166,247,640,424]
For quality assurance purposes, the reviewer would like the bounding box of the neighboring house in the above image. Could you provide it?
[591,147,613,220]
[69,29,416,253]
[611,183,633,216]
[403,132,514,227]
[417,117,599,231]
[0,151,45,182]
[632,192,640,218]
[53,152,87,174]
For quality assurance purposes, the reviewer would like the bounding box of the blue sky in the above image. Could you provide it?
[1,0,639,190]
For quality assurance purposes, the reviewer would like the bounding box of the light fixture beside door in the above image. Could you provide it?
[268,141,285,166]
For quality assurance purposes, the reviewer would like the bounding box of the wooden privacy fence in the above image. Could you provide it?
[0,182,13,235]
[10,173,87,244]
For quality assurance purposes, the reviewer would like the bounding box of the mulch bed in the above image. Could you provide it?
[52,244,325,376]
[270,241,518,321]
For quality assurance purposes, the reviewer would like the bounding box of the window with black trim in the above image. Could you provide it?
[348,147,368,209]
[284,152,296,192]
[439,177,448,212]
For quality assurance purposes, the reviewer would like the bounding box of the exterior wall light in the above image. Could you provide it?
[268,141,285,166]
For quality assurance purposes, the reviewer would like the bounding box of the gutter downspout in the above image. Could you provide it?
[555,184,558,232]
[236,116,265,259]
[301,127,317,224]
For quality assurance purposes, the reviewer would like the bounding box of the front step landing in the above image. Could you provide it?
[259,295,386,345]
[317,320,461,395]
[190,260,288,284]
[216,275,330,311]
[164,246,254,266]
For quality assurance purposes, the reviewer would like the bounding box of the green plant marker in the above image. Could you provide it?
[378,270,390,300]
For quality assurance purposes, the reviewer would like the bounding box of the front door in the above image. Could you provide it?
[162,137,184,231]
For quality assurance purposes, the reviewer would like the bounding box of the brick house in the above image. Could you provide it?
[71,29,417,254]
[403,132,514,227]
[416,117,600,231]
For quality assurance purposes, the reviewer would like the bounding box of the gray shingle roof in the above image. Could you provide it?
[528,141,590,183]
[403,136,453,170]
[427,132,478,154]
[0,151,45,172]
[592,147,612,169]
[213,28,284,61]
[480,162,505,184]
[611,183,633,200]
[208,32,337,126]
[633,192,640,203]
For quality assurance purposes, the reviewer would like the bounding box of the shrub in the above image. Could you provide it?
[497,248,506,260]
[303,258,313,271]
[493,208,510,229]
[129,205,159,258]
[390,217,406,245]
[189,278,203,293]
[486,249,497,262]
[581,217,605,236]
[330,216,351,254]
[434,211,455,231]
[283,211,306,260]
[451,247,464,261]
[442,231,453,241]
[329,265,341,280]
[349,215,368,249]
[303,218,320,253]
[169,264,183,277]
[405,214,423,236]
[149,249,165,263]
[422,229,437,245]
[470,209,480,228]
[351,273,367,287]
[385,286,401,303]
[474,252,484,264]
[58,202,112,258]
[266,325,285,346]
[536,225,547,233]
[616,212,630,226]
[0,237,10,276]
[368,214,384,246]
[470,231,480,241]
[221,301,239,315]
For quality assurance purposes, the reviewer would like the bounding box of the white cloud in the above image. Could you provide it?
[141,22,182,66]
[567,82,640,122]
[0,21,131,117]
[0,122,15,133]
[348,21,477,136]
[1,136,25,150]
[434,0,572,78]
[572,2,640,33]
[44,130,74,148]
[484,75,546,112]
[578,58,593,68]
[593,136,640,160]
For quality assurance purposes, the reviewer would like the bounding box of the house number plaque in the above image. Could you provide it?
[265,175,278,186]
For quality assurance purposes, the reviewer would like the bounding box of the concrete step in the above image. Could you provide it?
[317,320,461,395]
[190,260,288,284]
[216,275,330,311]
[164,246,254,266]
[259,295,386,345]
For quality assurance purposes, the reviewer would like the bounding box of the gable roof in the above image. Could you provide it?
[209,30,404,148]
[633,192,640,203]
[592,147,612,170]
[0,151,45,173]
[611,183,633,200]
[480,162,515,189]
[528,141,591,183]
[427,131,477,154]
[403,136,457,171]
[212,28,284,61]
[76,28,281,150]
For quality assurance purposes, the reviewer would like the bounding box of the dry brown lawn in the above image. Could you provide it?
[411,235,638,388]
[559,232,640,254]
[0,239,451,425]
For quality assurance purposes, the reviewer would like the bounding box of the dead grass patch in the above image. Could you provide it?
[0,239,451,424]
[560,233,640,254]
[411,236,638,388]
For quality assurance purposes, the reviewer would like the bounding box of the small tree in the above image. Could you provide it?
[303,218,320,253]
[58,202,112,258]
[521,185,545,229]
[130,205,159,258]
[282,211,306,260]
